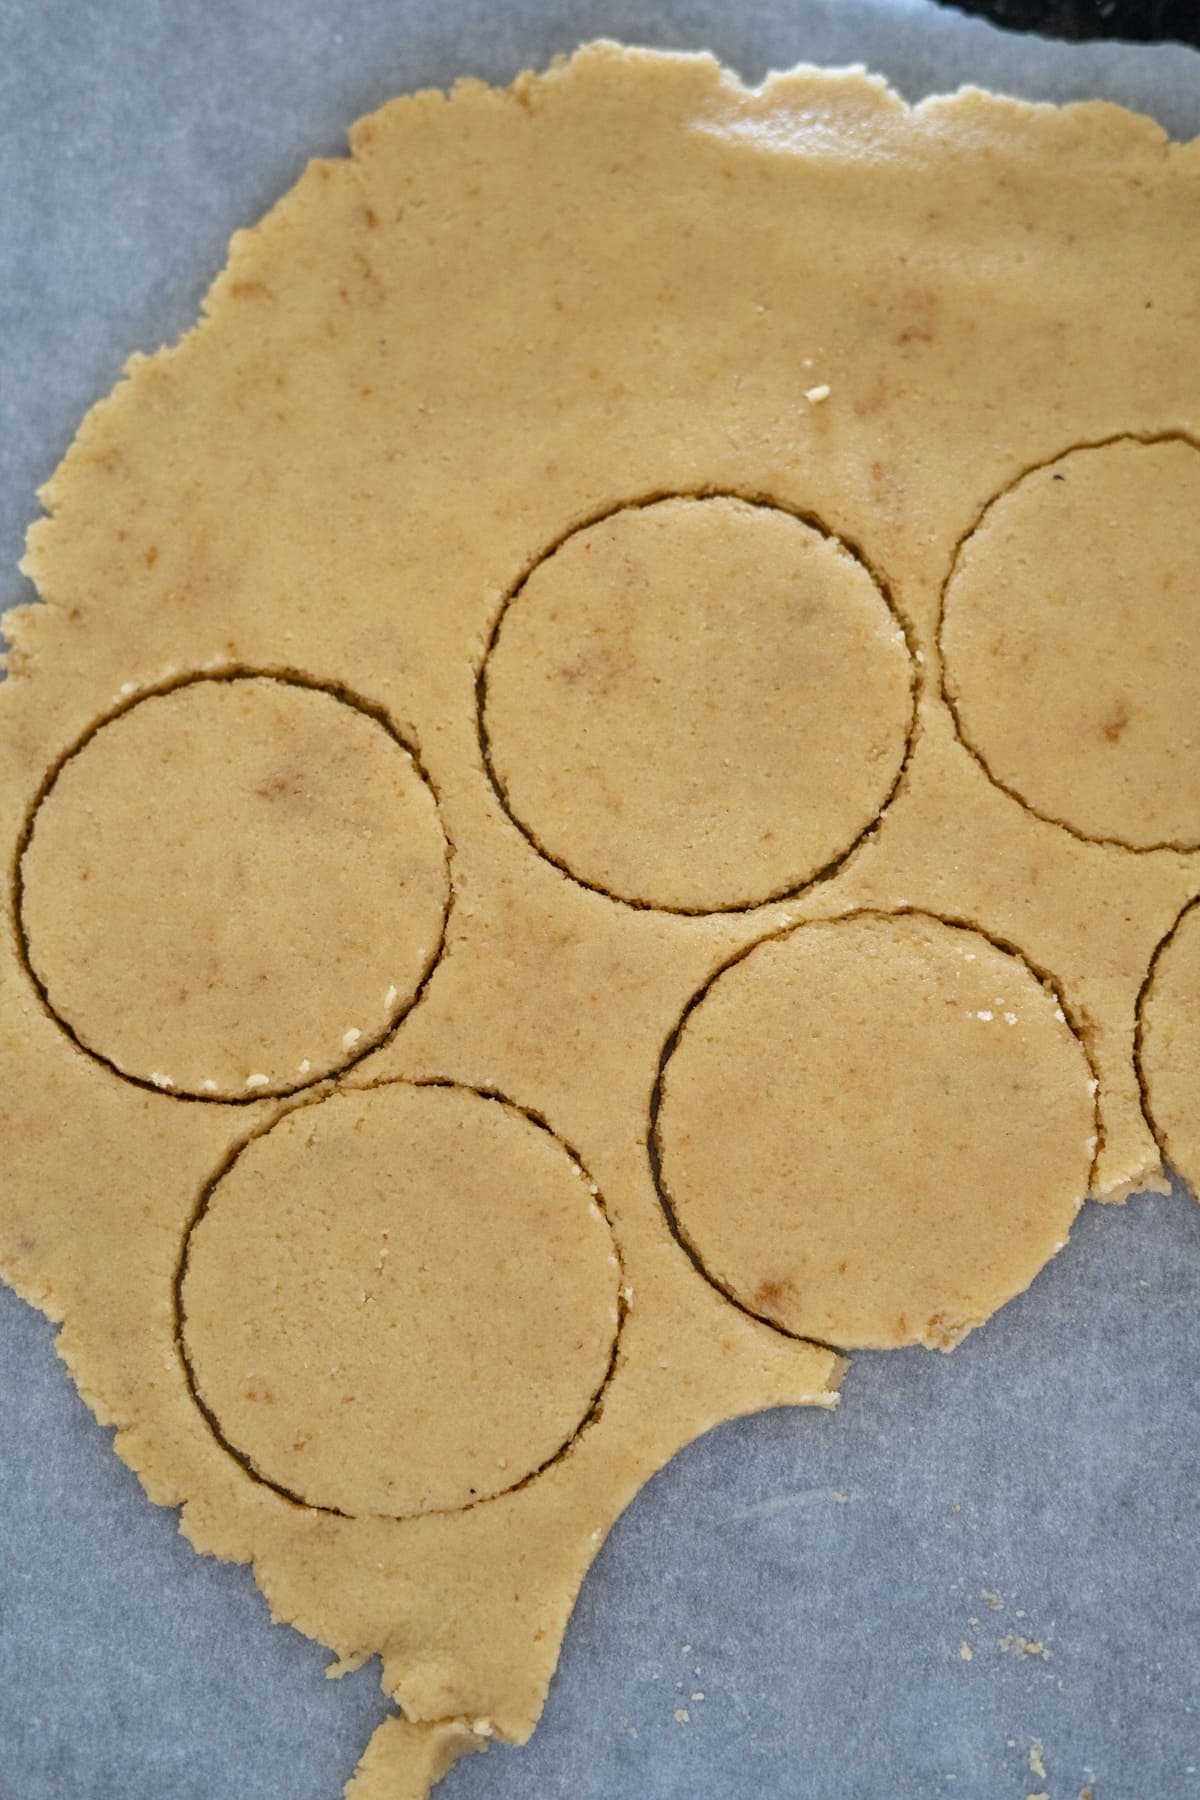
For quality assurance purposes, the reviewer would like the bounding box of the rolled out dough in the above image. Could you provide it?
[3,40,1199,1799]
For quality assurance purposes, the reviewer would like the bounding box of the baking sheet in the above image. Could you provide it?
[2,2,1199,1795]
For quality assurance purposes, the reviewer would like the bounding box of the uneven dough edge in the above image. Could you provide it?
[7,40,1199,656]
[345,1717,486,1800]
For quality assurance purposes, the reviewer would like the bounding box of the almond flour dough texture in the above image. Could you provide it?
[2,40,1199,1800]
[1138,897,1200,1190]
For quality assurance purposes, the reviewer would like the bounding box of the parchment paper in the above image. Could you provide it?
[2,3,1199,1795]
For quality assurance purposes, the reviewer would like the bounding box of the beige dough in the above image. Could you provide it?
[1138,896,1200,1186]
[18,675,449,1098]
[2,40,1200,1800]
[180,1080,621,1517]
[481,495,914,910]
[941,438,1200,850]
[654,912,1096,1350]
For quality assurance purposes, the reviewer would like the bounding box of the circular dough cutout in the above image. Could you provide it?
[654,912,1095,1350]
[1137,896,1200,1191]
[179,1081,621,1517]
[941,438,1200,849]
[481,496,914,912]
[19,675,450,1100]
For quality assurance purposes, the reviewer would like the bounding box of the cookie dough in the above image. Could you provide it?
[1138,897,1200,1187]
[480,495,914,911]
[653,912,1096,1350]
[179,1081,621,1517]
[3,40,1200,1800]
[18,675,449,1098]
[941,438,1200,849]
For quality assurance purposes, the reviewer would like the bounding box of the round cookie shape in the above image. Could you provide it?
[653,912,1096,1350]
[1137,896,1200,1190]
[178,1081,622,1517]
[18,675,450,1100]
[480,496,915,913]
[940,438,1200,850]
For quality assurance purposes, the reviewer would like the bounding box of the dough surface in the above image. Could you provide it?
[2,39,1199,1800]
[1138,897,1200,1188]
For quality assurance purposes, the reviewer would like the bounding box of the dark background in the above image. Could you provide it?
[944,0,1200,44]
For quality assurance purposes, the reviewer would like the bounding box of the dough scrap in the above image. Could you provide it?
[654,912,1096,1351]
[344,1716,485,1799]
[2,39,1199,1800]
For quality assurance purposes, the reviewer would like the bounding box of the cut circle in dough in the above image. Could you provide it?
[178,1080,622,1518]
[18,674,451,1100]
[1137,896,1200,1190]
[480,495,914,912]
[940,437,1200,850]
[653,912,1096,1350]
